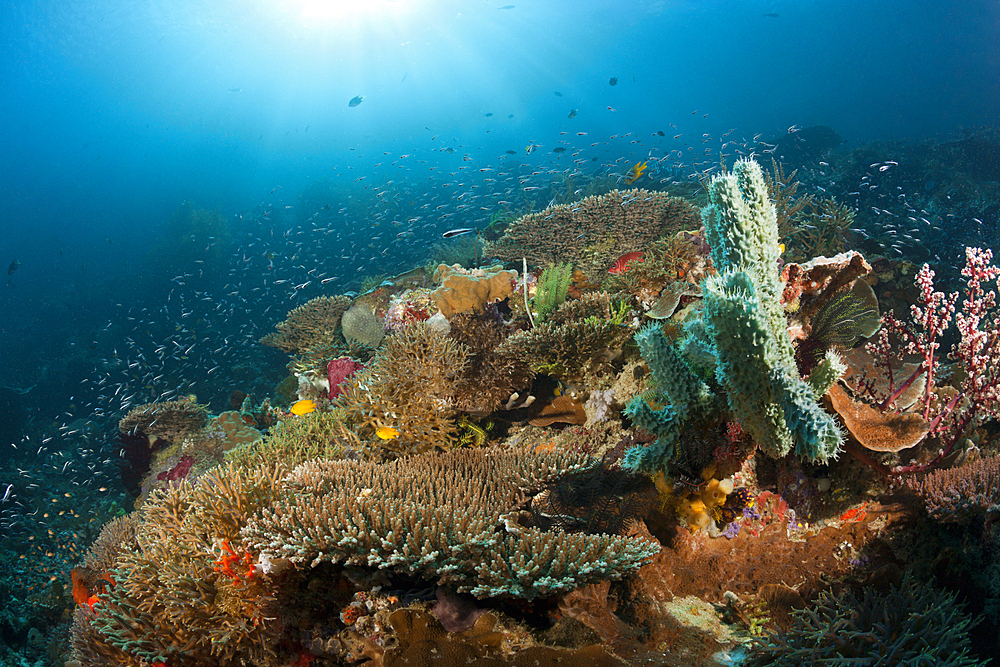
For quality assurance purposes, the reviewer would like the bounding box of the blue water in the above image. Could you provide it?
[0,0,998,562]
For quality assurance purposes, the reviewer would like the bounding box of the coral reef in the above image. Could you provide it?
[825,383,929,453]
[751,574,986,666]
[432,263,518,319]
[860,246,1000,473]
[622,323,720,475]
[344,607,628,667]
[484,190,699,280]
[118,399,209,445]
[383,287,435,332]
[334,321,472,453]
[788,197,858,261]
[260,294,353,372]
[621,160,847,476]
[496,292,634,385]
[240,448,659,598]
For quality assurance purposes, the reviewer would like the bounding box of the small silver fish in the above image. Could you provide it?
[442,228,476,238]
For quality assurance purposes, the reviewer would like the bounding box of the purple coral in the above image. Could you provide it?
[327,357,364,399]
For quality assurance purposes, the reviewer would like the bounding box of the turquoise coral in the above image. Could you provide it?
[624,158,841,468]
[623,323,719,473]
[701,159,842,463]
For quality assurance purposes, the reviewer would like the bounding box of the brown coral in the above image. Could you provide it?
[260,294,353,372]
[118,400,209,445]
[347,607,627,667]
[84,514,141,572]
[240,448,658,599]
[907,454,1000,521]
[496,292,634,385]
[448,310,535,415]
[70,461,288,667]
[334,322,472,454]
[227,410,359,468]
[260,294,352,354]
[432,263,517,319]
[484,190,699,280]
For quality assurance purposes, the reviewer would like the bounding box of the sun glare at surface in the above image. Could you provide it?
[283,0,414,24]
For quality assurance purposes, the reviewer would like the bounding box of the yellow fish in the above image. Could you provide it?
[290,399,316,415]
[625,160,648,185]
[375,426,400,440]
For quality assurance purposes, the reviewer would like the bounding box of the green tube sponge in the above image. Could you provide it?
[701,159,842,463]
[622,324,721,474]
[635,323,715,411]
[807,349,847,400]
[623,397,685,470]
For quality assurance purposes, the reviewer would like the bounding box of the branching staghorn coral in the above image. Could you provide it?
[334,321,472,454]
[788,197,857,261]
[763,159,815,243]
[752,574,987,666]
[240,448,659,599]
[484,189,699,280]
[83,514,141,572]
[496,292,634,385]
[906,454,1000,521]
[260,294,353,373]
[70,461,289,667]
[226,410,359,469]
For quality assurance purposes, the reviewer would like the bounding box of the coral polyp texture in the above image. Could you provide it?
[240,448,659,598]
[483,189,699,280]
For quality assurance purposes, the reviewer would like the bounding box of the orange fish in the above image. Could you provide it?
[608,251,644,274]
[625,161,648,185]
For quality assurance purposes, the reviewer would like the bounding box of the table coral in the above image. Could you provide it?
[240,448,659,599]
[483,189,699,281]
